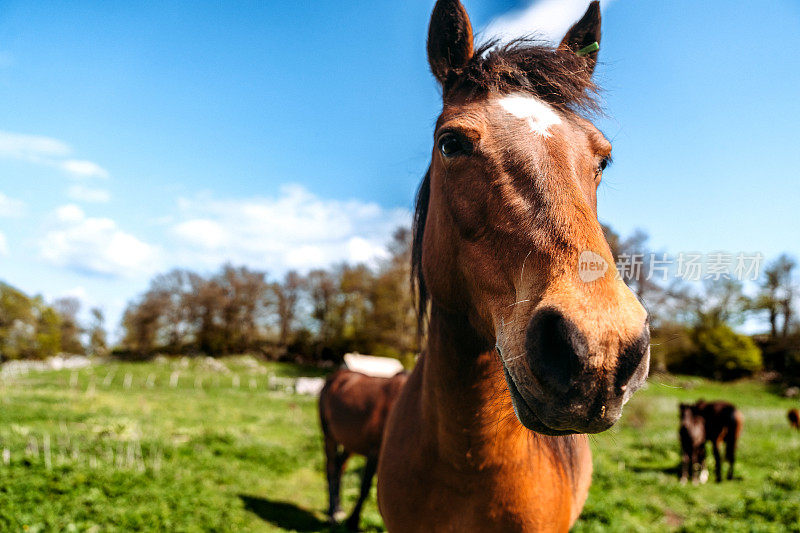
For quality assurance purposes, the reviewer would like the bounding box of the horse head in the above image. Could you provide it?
[414,0,650,436]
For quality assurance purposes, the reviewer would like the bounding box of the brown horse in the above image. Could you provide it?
[377,1,650,531]
[679,400,743,484]
[319,369,407,531]
[788,408,799,429]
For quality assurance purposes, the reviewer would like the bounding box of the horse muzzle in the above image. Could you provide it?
[501,307,650,435]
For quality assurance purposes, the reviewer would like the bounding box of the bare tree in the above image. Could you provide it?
[53,296,83,354]
[603,226,670,327]
[273,270,303,347]
[368,227,417,357]
[149,269,196,351]
[122,293,165,355]
[88,307,108,356]
[306,269,337,349]
[755,254,797,338]
[186,274,225,355]
[213,265,271,353]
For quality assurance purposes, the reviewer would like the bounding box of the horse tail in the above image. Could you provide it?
[732,408,743,441]
[789,409,800,429]
[318,374,334,439]
[726,408,743,461]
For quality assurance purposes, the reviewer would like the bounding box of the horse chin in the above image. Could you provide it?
[502,367,579,436]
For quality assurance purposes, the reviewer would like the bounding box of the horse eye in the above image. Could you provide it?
[438,133,470,157]
[596,156,611,179]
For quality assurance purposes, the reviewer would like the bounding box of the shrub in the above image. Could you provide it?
[651,324,694,373]
[691,323,763,380]
[757,334,800,378]
[782,344,800,380]
[664,322,762,380]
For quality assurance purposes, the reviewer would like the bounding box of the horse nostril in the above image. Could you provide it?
[613,326,650,393]
[525,309,588,394]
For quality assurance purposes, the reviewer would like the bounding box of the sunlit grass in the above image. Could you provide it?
[0,359,798,531]
[576,374,800,532]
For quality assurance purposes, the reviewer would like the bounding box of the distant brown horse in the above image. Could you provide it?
[788,408,799,429]
[319,369,407,531]
[679,400,743,484]
[378,1,650,531]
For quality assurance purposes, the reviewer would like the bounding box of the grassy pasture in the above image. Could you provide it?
[0,357,798,532]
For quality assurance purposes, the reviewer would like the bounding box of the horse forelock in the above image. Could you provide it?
[443,39,601,115]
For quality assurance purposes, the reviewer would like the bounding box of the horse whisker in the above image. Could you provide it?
[653,381,682,389]
[519,250,532,290]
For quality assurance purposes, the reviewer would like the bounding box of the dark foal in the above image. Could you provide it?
[789,408,799,429]
[679,400,743,484]
[318,369,406,531]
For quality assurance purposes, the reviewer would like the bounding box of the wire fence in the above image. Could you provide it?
[1,432,165,474]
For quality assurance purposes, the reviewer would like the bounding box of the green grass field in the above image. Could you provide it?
[0,357,798,532]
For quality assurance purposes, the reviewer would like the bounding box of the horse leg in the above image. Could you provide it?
[712,439,723,483]
[725,432,737,480]
[695,446,709,485]
[680,452,691,484]
[324,436,350,522]
[345,454,378,532]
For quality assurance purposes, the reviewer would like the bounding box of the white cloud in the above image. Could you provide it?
[170,184,410,272]
[482,0,613,44]
[40,205,159,278]
[172,219,226,249]
[60,286,88,301]
[0,130,109,179]
[61,159,109,179]
[347,236,389,264]
[0,131,70,160]
[67,184,111,203]
[0,192,25,217]
[0,231,7,256]
[55,204,85,223]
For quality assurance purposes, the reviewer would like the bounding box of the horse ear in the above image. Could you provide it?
[558,1,601,75]
[427,0,474,85]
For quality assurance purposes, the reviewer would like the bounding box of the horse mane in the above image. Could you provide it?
[447,38,600,113]
[411,167,431,332]
[411,39,601,331]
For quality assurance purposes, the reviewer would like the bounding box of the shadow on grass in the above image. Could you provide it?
[627,463,744,483]
[628,463,681,477]
[240,494,346,532]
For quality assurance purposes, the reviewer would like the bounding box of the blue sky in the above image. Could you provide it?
[1,0,799,336]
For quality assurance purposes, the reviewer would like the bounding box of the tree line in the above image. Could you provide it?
[118,228,417,364]
[1,224,798,382]
[602,225,798,380]
[0,283,107,360]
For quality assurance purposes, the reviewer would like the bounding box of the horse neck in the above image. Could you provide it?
[420,304,536,464]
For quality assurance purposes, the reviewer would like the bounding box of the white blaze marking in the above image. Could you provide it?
[498,94,561,137]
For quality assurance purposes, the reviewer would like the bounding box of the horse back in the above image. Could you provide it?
[699,401,742,443]
[319,369,407,456]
